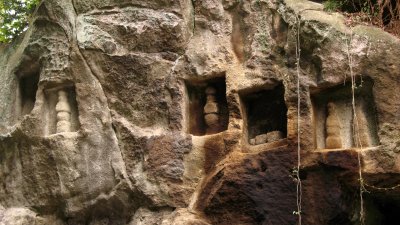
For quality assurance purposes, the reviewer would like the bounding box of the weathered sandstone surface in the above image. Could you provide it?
[0,0,399,224]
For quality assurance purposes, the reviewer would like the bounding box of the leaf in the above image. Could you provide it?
[0,0,39,42]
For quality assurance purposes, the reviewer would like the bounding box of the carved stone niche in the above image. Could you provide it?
[311,77,379,150]
[240,83,287,146]
[185,76,229,136]
[44,85,79,135]
[15,68,40,120]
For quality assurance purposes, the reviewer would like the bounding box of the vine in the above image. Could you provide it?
[346,27,400,224]
[293,6,398,225]
[293,14,303,225]
[345,28,366,225]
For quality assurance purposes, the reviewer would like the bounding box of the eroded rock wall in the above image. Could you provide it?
[0,0,399,224]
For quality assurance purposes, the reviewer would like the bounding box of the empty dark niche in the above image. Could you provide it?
[44,85,80,135]
[311,77,379,150]
[364,194,400,225]
[18,73,40,117]
[240,83,287,145]
[185,77,229,136]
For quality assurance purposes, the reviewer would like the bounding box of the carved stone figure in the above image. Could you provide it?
[250,131,284,145]
[204,87,219,133]
[266,131,283,142]
[325,102,342,149]
[55,90,71,133]
[255,134,268,145]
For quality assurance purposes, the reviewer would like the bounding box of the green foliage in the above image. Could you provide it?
[323,0,344,12]
[0,0,40,43]
[323,0,399,29]
[323,0,377,14]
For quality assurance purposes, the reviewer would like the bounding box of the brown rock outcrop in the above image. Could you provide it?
[0,0,399,224]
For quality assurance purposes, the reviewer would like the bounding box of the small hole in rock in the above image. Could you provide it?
[185,76,229,136]
[18,73,39,117]
[240,83,287,145]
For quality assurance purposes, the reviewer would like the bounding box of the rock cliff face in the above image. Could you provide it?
[0,0,399,224]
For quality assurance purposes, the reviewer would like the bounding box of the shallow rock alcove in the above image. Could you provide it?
[240,83,287,146]
[44,85,80,135]
[16,72,39,119]
[311,77,379,150]
[185,76,229,136]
